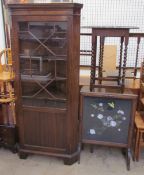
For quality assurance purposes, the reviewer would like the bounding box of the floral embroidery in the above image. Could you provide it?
[89,100,127,135]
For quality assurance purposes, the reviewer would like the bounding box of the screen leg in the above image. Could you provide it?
[126,148,131,171]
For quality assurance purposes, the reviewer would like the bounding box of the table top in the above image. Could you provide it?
[81,26,139,29]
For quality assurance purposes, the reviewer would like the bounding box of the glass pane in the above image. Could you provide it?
[19,21,68,108]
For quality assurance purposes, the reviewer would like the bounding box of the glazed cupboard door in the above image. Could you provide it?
[19,21,68,109]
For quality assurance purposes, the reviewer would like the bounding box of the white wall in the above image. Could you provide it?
[75,0,144,67]
[75,0,144,32]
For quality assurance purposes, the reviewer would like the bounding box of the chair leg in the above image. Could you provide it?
[134,129,139,161]
[136,132,143,161]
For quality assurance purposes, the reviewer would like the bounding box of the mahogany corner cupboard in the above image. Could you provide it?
[8,2,83,164]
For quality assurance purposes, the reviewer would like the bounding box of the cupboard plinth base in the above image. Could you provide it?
[63,155,79,165]
[18,148,80,165]
[18,151,28,159]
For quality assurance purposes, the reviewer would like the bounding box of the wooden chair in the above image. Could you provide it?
[133,112,144,161]
[0,48,15,125]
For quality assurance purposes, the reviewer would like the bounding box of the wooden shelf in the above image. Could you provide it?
[22,97,67,109]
